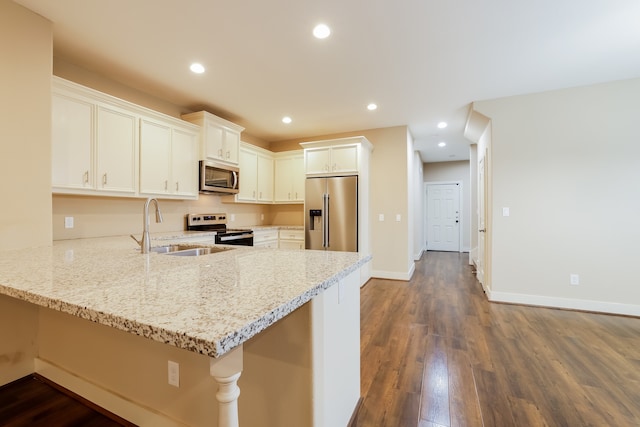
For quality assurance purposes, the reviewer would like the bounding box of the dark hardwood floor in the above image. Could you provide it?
[353,251,640,427]
[0,375,134,426]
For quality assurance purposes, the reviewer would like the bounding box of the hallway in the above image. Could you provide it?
[353,251,640,426]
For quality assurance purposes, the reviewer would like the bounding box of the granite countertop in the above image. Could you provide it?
[0,236,369,358]
[232,225,304,231]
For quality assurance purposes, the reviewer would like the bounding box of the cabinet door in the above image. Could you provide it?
[139,118,171,195]
[204,123,224,161]
[238,148,258,201]
[330,145,358,173]
[279,240,304,250]
[290,154,305,201]
[275,155,305,202]
[224,129,240,164]
[305,148,331,174]
[96,104,137,194]
[172,127,198,197]
[257,153,274,202]
[274,157,292,202]
[52,93,94,189]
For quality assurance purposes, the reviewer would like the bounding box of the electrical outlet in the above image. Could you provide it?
[230,214,235,222]
[378,214,384,222]
[64,216,74,229]
[168,361,180,387]
[395,214,401,222]
[570,274,580,285]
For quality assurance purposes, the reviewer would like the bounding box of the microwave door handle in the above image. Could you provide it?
[232,171,238,189]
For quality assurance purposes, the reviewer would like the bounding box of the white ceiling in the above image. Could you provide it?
[14,0,640,162]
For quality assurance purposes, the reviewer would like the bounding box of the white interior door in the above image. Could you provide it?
[426,183,460,252]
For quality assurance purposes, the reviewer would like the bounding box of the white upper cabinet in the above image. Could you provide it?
[52,91,94,190]
[52,78,139,197]
[235,143,273,204]
[139,115,199,199]
[96,104,138,194]
[303,144,358,175]
[181,111,244,165]
[274,151,304,203]
[52,76,199,199]
[257,152,274,202]
[237,146,258,201]
[170,126,199,198]
[139,118,171,195]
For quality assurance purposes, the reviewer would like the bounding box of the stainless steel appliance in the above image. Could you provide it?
[186,213,254,246]
[199,161,239,194]
[305,176,358,252]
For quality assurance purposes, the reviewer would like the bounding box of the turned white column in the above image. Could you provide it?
[210,345,243,427]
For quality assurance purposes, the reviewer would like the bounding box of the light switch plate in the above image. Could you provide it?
[378,214,384,221]
[502,207,510,217]
[64,216,74,229]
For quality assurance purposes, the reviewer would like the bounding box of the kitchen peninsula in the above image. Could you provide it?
[0,236,370,427]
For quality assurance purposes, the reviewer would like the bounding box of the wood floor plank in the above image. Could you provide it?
[355,251,640,427]
[0,375,131,426]
[448,348,483,427]
[419,335,450,426]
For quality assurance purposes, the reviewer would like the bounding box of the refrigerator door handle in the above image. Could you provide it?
[323,193,329,248]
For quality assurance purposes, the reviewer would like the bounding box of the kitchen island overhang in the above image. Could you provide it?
[0,236,371,427]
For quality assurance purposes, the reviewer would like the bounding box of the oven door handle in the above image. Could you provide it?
[218,233,254,241]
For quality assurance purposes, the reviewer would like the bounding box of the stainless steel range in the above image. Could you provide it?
[186,213,254,246]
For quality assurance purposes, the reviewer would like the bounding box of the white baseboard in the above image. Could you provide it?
[413,247,424,261]
[371,263,415,281]
[488,291,640,317]
[34,358,182,427]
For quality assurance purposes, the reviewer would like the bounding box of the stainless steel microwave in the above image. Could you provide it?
[199,160,239,194]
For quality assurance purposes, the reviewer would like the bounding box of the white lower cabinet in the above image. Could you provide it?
[278,229,305,249]
[252,229,279,248]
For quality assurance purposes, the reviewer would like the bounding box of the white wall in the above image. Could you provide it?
[423,160,471,251]
[474,78,640,315]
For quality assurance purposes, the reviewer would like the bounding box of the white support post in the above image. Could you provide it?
[210,345,243,427]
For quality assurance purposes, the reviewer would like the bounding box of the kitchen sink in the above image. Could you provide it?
[150,244,233,256]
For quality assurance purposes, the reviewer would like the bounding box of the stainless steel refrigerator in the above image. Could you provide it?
[305,175,358,252]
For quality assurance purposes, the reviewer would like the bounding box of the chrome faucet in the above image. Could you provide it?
[131,197,163,254]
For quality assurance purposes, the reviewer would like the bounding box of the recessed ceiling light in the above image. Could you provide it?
[437,121,447,129]
[313,24,331,39]
[282,116,292,124]
[367,103,377,111]
[190,63,205,74]
[438,142,447,147]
